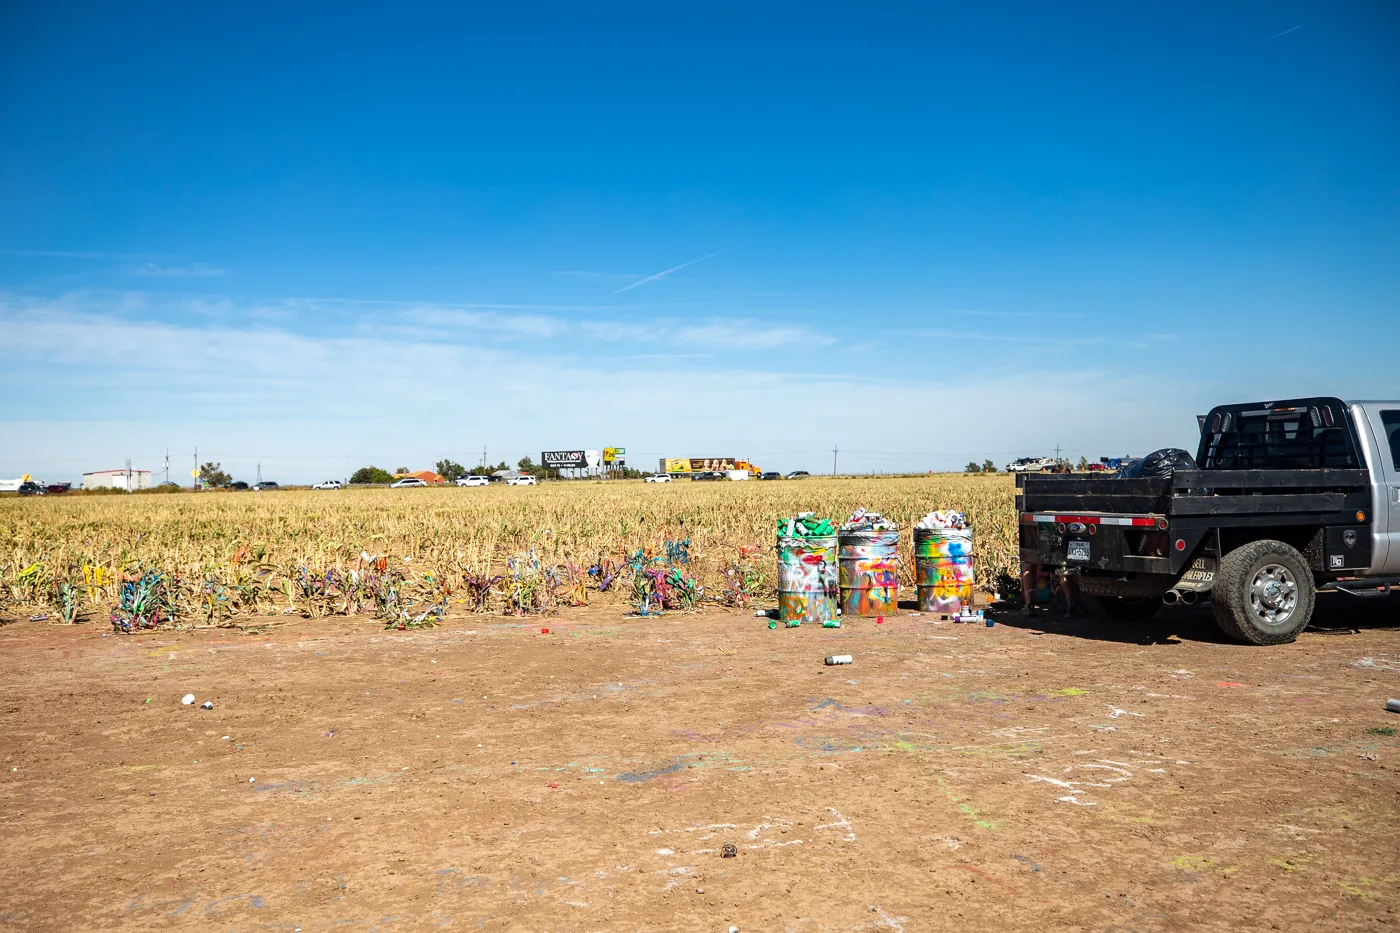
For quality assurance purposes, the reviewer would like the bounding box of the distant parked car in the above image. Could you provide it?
[251,481,280,491]
[45,482,71,494]
[758,472,783,481]
[390,477,428,488]
[506,475,537,486]
[456,475,490,487]
[230,481,249,491]
[692,471,723,481]
[17,481,46,496]
[312,479,343,490]
[785,471,810,479]
[644,474,672,483]
[1006,457,1058,473]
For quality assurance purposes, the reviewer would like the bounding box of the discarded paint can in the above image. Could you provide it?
[721,843,738,858]
[1387,699,1400,713]
[777,535,838,626]
[825,655,853,665]
[914,527,974,612]
[837,528,899,617]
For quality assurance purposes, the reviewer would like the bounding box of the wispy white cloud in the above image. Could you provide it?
[0,289,1241,481]
[678,321,834,351]
[945,308,1085,319]
[553,270,641,283]
[293,296,633,314]
[0,248,107,258]
[396,306,566,339]
[131,262,227,278]
[613,252,719,294]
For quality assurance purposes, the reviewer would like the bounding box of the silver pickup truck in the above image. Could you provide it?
[1016,397,1400,644]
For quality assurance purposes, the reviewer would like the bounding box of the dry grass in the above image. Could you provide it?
[0,474,1016,626]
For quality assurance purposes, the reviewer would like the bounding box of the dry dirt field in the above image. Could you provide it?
[2,598,1399,932]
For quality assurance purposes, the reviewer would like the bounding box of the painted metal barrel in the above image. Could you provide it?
[914,527,974,612]
[777,535,839,626]
[837,529,900,617]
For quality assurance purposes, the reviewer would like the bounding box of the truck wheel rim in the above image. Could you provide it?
[1249,563,1298,626]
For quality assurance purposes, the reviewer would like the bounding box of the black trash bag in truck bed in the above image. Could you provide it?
[1116,448,1197,478]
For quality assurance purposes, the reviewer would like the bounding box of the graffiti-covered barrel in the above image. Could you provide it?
[914,527,974,611]
[837,529,900,617]
[777,535,839,626]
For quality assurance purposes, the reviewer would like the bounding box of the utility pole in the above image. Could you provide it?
[832,443,839,476]
[125,458,132,491]
[481,446,487,470]
[194,447,198,489]
[1055,442,1062,464]
[257,462,262,483]
[164,449,169,486]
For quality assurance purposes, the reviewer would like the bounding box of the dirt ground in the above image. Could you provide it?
[2,597,1399,932]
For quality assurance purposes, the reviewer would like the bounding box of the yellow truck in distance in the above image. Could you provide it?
[660,458,762,477]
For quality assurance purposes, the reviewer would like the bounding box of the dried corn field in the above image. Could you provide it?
[0,475,1017,628]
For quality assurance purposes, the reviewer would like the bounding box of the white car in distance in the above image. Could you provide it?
[456,475,490,487]
[644,474,672,483]
[506,475,537,486]
[312,480,343,490]
[389,477,428,488]
[1006,457,1059,473]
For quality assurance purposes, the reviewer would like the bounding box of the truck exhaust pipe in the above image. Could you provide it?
[1162,589,1199,606]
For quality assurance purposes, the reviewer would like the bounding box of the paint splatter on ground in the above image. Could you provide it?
[0,598,1397,931]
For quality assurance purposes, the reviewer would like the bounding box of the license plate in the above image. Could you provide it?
[1067,539,1091,562]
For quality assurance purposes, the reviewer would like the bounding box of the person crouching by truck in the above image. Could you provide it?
[1020,563,1082,616]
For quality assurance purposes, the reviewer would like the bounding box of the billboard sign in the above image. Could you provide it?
[603,447,626,463]
[585,450,601,469]
[541,450,587,469]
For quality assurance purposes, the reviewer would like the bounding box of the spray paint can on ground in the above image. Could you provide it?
[837,528,899,617]
[777,535,839,626]
[914,526,974,612]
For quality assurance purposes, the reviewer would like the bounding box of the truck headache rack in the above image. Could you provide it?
[1197,397,1362,470]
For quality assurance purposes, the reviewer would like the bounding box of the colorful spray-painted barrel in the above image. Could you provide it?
[837,529,900,617]
[914,527,974,611]
[777,535,839,625]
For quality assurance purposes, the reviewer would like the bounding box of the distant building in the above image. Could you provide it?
[394,469,446,485]
[83,469,152,491]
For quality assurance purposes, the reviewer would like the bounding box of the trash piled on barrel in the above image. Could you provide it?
[914,510,967,530]
[840,508,897,532]
[778,512,834,538]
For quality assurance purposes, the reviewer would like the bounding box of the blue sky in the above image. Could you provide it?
[2,1,1397,482]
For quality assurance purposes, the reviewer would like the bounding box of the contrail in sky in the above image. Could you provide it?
[1268,24,1302,39]
[613,252,719,294]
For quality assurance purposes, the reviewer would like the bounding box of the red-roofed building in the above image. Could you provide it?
[394,470,446,485]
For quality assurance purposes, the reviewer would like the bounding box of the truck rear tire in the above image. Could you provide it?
[1211,540,1314,645]
[1082,593,1160,624]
